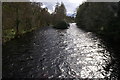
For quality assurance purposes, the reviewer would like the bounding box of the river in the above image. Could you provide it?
[2,23,118,79]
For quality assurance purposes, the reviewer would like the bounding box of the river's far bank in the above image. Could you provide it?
[2,27,37,44]
[2,25,56,46]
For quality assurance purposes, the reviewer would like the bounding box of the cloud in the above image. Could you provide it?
[34,0,87,15]
[41,4,46,8]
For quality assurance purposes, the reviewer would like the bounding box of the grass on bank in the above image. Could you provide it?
[3,27,37,43]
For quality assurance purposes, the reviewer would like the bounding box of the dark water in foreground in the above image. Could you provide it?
[2,23,119,79]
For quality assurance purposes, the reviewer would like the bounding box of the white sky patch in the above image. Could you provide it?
[48,9,53,14]
[41,4,46,8]
[69,0,87,4]
[32,0,87,15]
[67,11,74,15]
[52,6,55,11]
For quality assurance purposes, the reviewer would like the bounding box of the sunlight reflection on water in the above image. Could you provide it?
[59,23,111,78]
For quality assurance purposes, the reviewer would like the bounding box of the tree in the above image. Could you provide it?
[75,2,120,44]
[59,2,66,20]
[52,2,66,24]
[2,2,52,42]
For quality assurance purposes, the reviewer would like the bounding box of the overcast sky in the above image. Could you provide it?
[31,0,87,15]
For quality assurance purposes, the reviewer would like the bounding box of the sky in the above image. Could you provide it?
[31,0,87,15]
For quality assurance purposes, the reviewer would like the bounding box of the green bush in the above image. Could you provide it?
[53,20,69,29]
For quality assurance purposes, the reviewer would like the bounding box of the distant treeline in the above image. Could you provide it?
[2,2,73,43]
[75,2,120,45]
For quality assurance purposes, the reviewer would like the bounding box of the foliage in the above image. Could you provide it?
[2,2,72,42]
[2,2,52,43]
[52,2,67,25]
[75,2,120,44]
[53,20,70,29]
[66,16,75,23]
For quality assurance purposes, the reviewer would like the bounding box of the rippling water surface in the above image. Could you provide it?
[3,23,113,79]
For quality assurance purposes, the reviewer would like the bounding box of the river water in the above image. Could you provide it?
[3,23,118,79]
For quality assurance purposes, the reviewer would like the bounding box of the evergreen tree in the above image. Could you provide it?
[53,2,66,23]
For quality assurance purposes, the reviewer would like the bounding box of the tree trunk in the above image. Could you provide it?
[15,7,20,38]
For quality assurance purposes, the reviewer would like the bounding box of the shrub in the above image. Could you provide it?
[53,20,69,29]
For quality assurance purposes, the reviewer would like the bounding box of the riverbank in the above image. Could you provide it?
[76,26,120,79]
[75,2,120,52]
[2,27,39,44]
[77,25,120,54]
